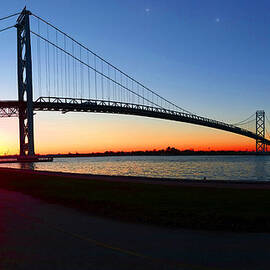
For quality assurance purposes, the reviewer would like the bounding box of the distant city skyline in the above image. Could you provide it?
[0,0,270,154]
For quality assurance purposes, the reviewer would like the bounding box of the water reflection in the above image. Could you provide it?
[254,156,269,180]
[19,162,35,170]
[1,155,270,181]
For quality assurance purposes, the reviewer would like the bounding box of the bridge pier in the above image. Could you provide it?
[256,110,266,153]
[16,8,35,156]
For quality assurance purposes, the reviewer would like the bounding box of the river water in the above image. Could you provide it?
[1,155,270,181]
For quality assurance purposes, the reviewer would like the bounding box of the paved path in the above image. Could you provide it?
[0,188,270,270]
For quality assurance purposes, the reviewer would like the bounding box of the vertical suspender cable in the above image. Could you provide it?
[107,64,110,101]
[80,46,83,98]
[56,30,59,96]
[45,28,48,97]
[142,86,144,105]
[126,77,128,103]
[37,19,41,97]
[74,44,77,97]
[60,37,63,97]
[31,13,196,114]
[87,52,90,99]
[132,80,134,104]
[67,41,71,98]
[72,41,75,97]
[94,55,97,100]
[52,31,56,96]
[137,84,139,104]
[120,73,122,103]
[64,35,67,97]
[101,60,104,99]
[113,69,116,101]
[47,25,51,97]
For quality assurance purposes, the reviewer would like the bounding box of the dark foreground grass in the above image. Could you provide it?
[1,168,270,232]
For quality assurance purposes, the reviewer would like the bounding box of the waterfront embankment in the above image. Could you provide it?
[1,167,270,232]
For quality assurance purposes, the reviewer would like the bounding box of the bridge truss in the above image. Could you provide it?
[0,107,18,118]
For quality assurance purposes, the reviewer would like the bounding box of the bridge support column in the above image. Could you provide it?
[256,110,265,153]
[16,8,35,156]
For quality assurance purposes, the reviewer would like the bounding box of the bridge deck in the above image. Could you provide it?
[1,98,269,145]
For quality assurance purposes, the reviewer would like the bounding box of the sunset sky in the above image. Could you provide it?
[1,0,270,155]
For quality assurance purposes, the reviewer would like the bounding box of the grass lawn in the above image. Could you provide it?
[0,168,270,232]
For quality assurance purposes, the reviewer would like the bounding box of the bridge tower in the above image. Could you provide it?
[16,8,35,156]
[256,110,266,153]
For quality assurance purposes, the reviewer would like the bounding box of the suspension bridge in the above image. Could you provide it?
[0,7,269,160]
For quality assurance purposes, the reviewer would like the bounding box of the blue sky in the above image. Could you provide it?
[0,0,270,153]
[1,0,270,119]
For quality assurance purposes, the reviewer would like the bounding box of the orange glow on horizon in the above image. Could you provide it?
[0,112,256,155]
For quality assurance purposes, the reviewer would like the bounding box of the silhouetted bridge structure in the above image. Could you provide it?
[0,7,269,157]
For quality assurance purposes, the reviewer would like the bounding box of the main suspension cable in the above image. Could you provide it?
[234,118,255,126]
[232,113,256,125]
[30,30,165,109]
[0,12,20,21]
[31,13,195,115]
[0,25,15,33]
[265,115,270,128]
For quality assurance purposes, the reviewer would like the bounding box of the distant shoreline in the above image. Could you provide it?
[1,149,269,159]
[50,151,270,158]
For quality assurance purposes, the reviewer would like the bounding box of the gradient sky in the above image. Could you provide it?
[1,0,270,154]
